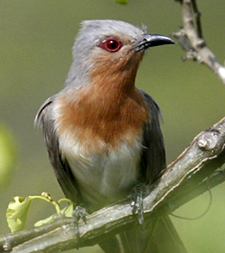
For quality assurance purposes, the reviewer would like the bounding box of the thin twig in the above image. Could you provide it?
[191,0,203,38]
[172,0,225,84]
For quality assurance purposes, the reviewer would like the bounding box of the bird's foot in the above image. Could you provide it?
[72,206,88,238]
[130,183,147,225]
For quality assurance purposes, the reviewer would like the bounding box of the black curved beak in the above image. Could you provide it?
[134,34,175,52]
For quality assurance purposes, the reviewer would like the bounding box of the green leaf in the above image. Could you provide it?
[34,213,58,227]
[34,202,74,227]
[6,194,74,232]
[61,202,74,217]
[6,193,75,232]
[114,0,128,4]
[6,196,32,232]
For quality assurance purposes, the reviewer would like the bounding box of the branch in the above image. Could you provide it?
[172,0,225,84]
[1,116,225,253]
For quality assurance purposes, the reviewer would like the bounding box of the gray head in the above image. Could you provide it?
[74,20,146,56]
[65,20,175,89]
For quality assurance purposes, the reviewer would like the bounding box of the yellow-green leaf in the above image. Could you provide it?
[61,202,74,217]
[34,202,74,227]
[6,196,32,232]
[6,194,75,232]
[34,213,58,227]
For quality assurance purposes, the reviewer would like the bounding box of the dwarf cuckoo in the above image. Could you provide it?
[36,20,187,253]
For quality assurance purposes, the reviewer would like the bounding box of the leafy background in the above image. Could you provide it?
[1,0,225,252]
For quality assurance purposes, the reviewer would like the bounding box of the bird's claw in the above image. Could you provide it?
[72,206,88,238]
[130,184,146,225]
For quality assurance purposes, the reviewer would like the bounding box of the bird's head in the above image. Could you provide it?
[66,20,175,90]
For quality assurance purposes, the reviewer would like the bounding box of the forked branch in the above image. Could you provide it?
[172,0,225,84]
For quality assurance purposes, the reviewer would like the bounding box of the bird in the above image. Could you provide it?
[36,20,186,253]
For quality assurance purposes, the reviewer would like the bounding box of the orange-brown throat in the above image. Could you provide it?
[56,51,149,151]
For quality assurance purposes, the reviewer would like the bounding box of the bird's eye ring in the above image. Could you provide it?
[98,36,122,52]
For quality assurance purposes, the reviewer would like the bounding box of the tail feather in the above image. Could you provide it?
[99,215,187,253]
[99,236,123,253]
[145,216,187,253]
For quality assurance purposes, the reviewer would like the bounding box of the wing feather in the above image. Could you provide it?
[138,89,166,184]
[35,97,81,203]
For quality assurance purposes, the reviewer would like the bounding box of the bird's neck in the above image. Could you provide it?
[55,65,149,152]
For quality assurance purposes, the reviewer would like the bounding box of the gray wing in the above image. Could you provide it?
[35,96,81,203]
[120,91,187,253]
[138,89,166,185]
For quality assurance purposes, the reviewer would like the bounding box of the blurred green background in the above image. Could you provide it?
[1,0,225,252]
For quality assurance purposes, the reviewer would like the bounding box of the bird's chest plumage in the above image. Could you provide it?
[59,136,142,210]
[54,86,149,209]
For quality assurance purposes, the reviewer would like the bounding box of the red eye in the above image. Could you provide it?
[99,36,122,52]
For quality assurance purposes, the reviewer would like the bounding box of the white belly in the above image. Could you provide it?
[59,135,142,210]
